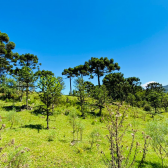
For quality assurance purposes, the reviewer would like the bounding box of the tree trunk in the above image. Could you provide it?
[73,119,75,141]
[98,106,102,116]
[70,77,72,95]
[80,130,83,141]
[26,82,28,110]
[20,87,23,102]
[47,108,49,129]
[98,69,100,87]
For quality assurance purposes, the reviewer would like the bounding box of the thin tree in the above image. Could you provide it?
[38,73,62,129]
[62,67,75,95]
[74,77,87,118]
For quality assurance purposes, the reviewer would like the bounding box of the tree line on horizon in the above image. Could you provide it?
[1,31,168,126]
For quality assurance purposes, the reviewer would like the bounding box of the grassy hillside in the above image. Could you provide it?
[0,93,168,167]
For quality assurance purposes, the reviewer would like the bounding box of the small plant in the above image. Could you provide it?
[0,116,31,167]
[6,109,20,129]
[146,120,168,168]
[69,109,78,141]
[76,147,83,154]
[89,129,101,150]
[102,105,150,168]
[143,104,151,111]
[47,130,56,141]
[76,122,85,141]
[53,110,60,121]
[7,146,31,168]
[65,109,70,116]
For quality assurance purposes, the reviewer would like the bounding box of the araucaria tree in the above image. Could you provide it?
[86,57,120,87]
[74,64,89,78]
[62,67,75,95]
[0,31,19,83]
[13,53,40,109]
[38,73,62,129]
[15,66,35,109]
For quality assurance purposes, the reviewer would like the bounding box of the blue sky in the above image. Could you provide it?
[1,0,168,94]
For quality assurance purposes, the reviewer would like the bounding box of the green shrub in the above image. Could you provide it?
[89,129,101,150]
[28,98,35,105]
[47,130,56,141]
[143,104,151,111]
[8,146,31,167]
[64,109,70,116]
[6,109,21,129]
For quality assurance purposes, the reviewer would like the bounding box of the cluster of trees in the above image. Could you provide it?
[0,31,64,129]
[1,31,168,127]
[63,58,168,117]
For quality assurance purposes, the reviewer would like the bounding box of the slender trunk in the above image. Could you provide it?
[98,106,102,116]
[46,95,49,129]
[20,87,23,102]
[52,102,54,113]
[13,96,15,109]
[47,108,49,129]
[81,102,83,116]
[98,69,100,87]
[80,130,83,141]
[98,98,102,116]
[26,82,28,110]
[70,77,72,95]
[73,119,75,141]
[81,95,84,117]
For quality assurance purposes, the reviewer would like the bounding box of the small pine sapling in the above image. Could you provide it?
[89,129,101,150]
[69,109,78,141]
[76,122,85,141]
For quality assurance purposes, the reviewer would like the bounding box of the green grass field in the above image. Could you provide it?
[0,94,168,168]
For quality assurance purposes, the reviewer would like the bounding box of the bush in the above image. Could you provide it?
[6,109,21,129]
[143,104,151,111]
[0,117,31,167]
[47,130,56,141]
[64,109,70,116]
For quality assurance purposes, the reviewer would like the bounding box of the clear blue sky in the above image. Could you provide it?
[1,0,168,94]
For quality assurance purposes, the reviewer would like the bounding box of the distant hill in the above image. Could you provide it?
[163,85,168,92]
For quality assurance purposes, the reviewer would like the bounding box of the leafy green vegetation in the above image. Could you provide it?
[1,31,168,167]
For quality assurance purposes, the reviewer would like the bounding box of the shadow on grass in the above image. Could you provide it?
[59,139,68,143]
[31,105,46,116]
[2,105,21,112]
[136,161,163,168]
[22,124,43,133]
